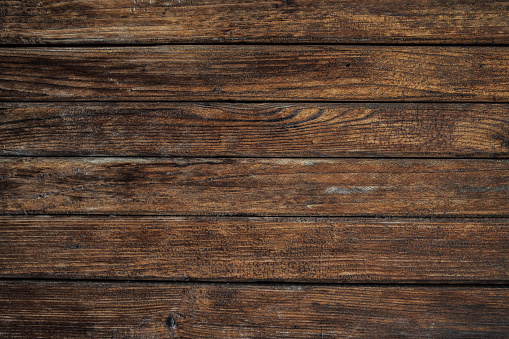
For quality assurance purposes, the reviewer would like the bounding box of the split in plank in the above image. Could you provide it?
[2,102,509,157]
[1,157,508,216]
[1,216,507,282]
[1,0,509,45]
[1,281,508,338]
[1,46,508,102]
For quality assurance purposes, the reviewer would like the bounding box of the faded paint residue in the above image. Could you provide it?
[326,186,377,194]
[461,186,509,193]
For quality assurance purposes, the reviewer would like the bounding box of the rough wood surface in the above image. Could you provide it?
[2,102,509,157]
[1,0,509,45]
[1,281,508,338]
[2,1,508,337]
[1,158,508,216]
[1,46,508,102]
[1,216,507,282]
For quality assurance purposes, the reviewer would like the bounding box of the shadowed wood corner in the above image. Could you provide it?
[0,0,508,337]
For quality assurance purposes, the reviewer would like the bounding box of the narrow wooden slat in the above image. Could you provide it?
[1,158,508,216]
[1,46,508,102]
[2,102,509,157]
[1,0,508,45]
[1,281,508,338]
[1,216,507,282]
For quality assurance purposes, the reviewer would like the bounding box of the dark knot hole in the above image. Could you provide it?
[166,316,176,329]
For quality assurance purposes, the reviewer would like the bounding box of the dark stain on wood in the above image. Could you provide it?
[0,46,507,102]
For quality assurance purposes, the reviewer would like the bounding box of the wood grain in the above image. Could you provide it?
[1,46,508,102]
[1,158,508,216]
[1,216,507,282]
[1,281,508,338]
[1,0,509,45]
[2,102,509,157]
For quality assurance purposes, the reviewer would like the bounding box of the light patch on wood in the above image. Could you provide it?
[326,186,378,194]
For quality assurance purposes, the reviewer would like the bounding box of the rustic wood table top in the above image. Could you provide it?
[1,0,508,337]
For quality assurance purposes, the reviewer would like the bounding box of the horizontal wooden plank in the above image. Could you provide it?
[1,158,508,216]
[1,216,507,282]
[1,281,508,338]
[2,102,509,157]
[1,0,509,45]
[1,46,508,102]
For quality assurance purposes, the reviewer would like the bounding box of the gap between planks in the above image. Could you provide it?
[3,43,509,48]
[0,277,508,287]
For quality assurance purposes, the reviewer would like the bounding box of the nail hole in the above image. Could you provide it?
[166,316,176,329]
[345,63,351,67]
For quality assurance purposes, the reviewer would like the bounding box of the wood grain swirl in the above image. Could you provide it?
[2,102,509,157]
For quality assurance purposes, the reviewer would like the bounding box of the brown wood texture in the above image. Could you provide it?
[1,281,508,338]
[2,2,509,336]
[1,0,509,45]
[2,102,509,157]
[1,157,508,216]
[1,46,508,102]
[1,216,507,282]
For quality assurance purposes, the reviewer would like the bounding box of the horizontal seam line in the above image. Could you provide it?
[2,100,509,104]
[1,213,509,219]
[1,215,508,220]
[1,42,509,48]
[1,100,509,104]
[0,277,508,287]
[1,156,508,159]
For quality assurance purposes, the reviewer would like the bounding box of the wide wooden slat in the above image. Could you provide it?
[1,158,508,216]
[1,281,508,338]
[2,102,509,157]
[1,216,507,282]
[1,46,508,102]
[1,0,509,45]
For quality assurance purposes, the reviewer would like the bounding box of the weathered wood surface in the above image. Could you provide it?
[1,158,508,216]
[1,46,508,102]
[2,0,508,337]
[2,102,509,157]
[1,281,508,338]
[1,216,507,282]
[1,0,509,45]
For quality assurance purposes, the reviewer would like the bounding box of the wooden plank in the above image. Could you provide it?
[1,158,508,216]
[1,46,508,102]
[2,102,509,157]
[1,0,508,45]
[1,216,507,282]
[1,281,508,338]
